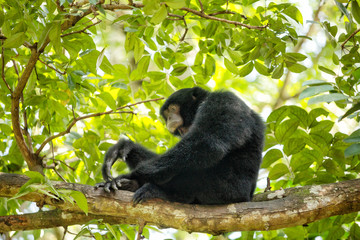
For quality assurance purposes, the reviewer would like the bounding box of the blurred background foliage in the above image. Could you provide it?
[0,0,360,239]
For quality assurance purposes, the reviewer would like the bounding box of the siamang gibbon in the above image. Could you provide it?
[95,87,265,205]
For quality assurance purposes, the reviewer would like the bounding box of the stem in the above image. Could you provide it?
[36,97,164,155]
[1,44,12,94]
[341,28,360,49]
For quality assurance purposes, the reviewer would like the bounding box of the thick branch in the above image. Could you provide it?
[0,173,359,234]
[11,47,43,172]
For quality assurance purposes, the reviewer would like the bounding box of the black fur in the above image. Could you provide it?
[96,87,265,205]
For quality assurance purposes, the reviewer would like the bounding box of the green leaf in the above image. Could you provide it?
[291,149,322,172]
[308,93,348,105]
[49,22,61,55]
[286,62,307,73]
[150,5,167,24]
[143,0,160,15]
[269,163,289,180]
[299,85,334,100]
[345,143,360,157]
[96,48,106,71]
[285,53,307,62]
[194,52,203,65]
[98,92,116,110]
[302,80,330,86]
[154,52,164,69]
[340,102,360,120]
[288,106,308,129]
[71,191,88,215]
[171,63,187,76]
[350,222,360,239]
[224,58,239,75]
[134,38,145,63]
[254,61,269,76]
[205,55,216,76]
[0,124,12,135]
[282,6,303,24]
[333,53,340,65]
[275,119,299,143]
[267,106,290,128]
[125,33,135,52]
[272,63,284,79]
[164,0,187,9]
[344,129,360,143]
[25,171,45,181]
[38,24,53,51]
[335,0,352,23]
[283,226,305,240]
[323,159,344,177]
[137,56,151,77]
[307,108,329,127]
[227,49,242,63]
[0,7,5,28]
[239,62,254,77]
[318,65,336,76]
[310,120,334,133]
[2,32,26,48]
[261,149,283,168]
[283,138,306,156]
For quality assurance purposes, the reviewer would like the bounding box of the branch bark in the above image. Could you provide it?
[0,173,359,234]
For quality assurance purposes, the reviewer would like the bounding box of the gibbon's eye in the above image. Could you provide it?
[169,105,178,112]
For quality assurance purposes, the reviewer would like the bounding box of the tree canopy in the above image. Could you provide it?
[0,0,359,239]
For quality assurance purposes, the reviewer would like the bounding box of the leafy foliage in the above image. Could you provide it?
[0,0,359,239]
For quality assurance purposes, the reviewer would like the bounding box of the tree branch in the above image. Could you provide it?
[61,20,102,38]
[1,44,12,94]
[38,59,66,75]
[100,3,264,30]
[179,7,266,29]
[341,28,360,49]
[0,173,359,234]
[35,97,164,156]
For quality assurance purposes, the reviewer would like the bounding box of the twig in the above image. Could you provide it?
[1,44,12,94]
[209,11,246,19]
[61,20,102,37]
[341,28,360,49]
[47,125,67,182]
[136,220,146,240]
[264,177,271,192]
[168,13,189,41]
[12,60,20,78]
[35,97,164,156]
[21,94,34,153]
[46,158,76,171]
[38,59,66,75]
[198,0,204,13]
[180,7,267,29]
[209,10,235,16]
[101,3,264,29]
[62,226,68,240]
